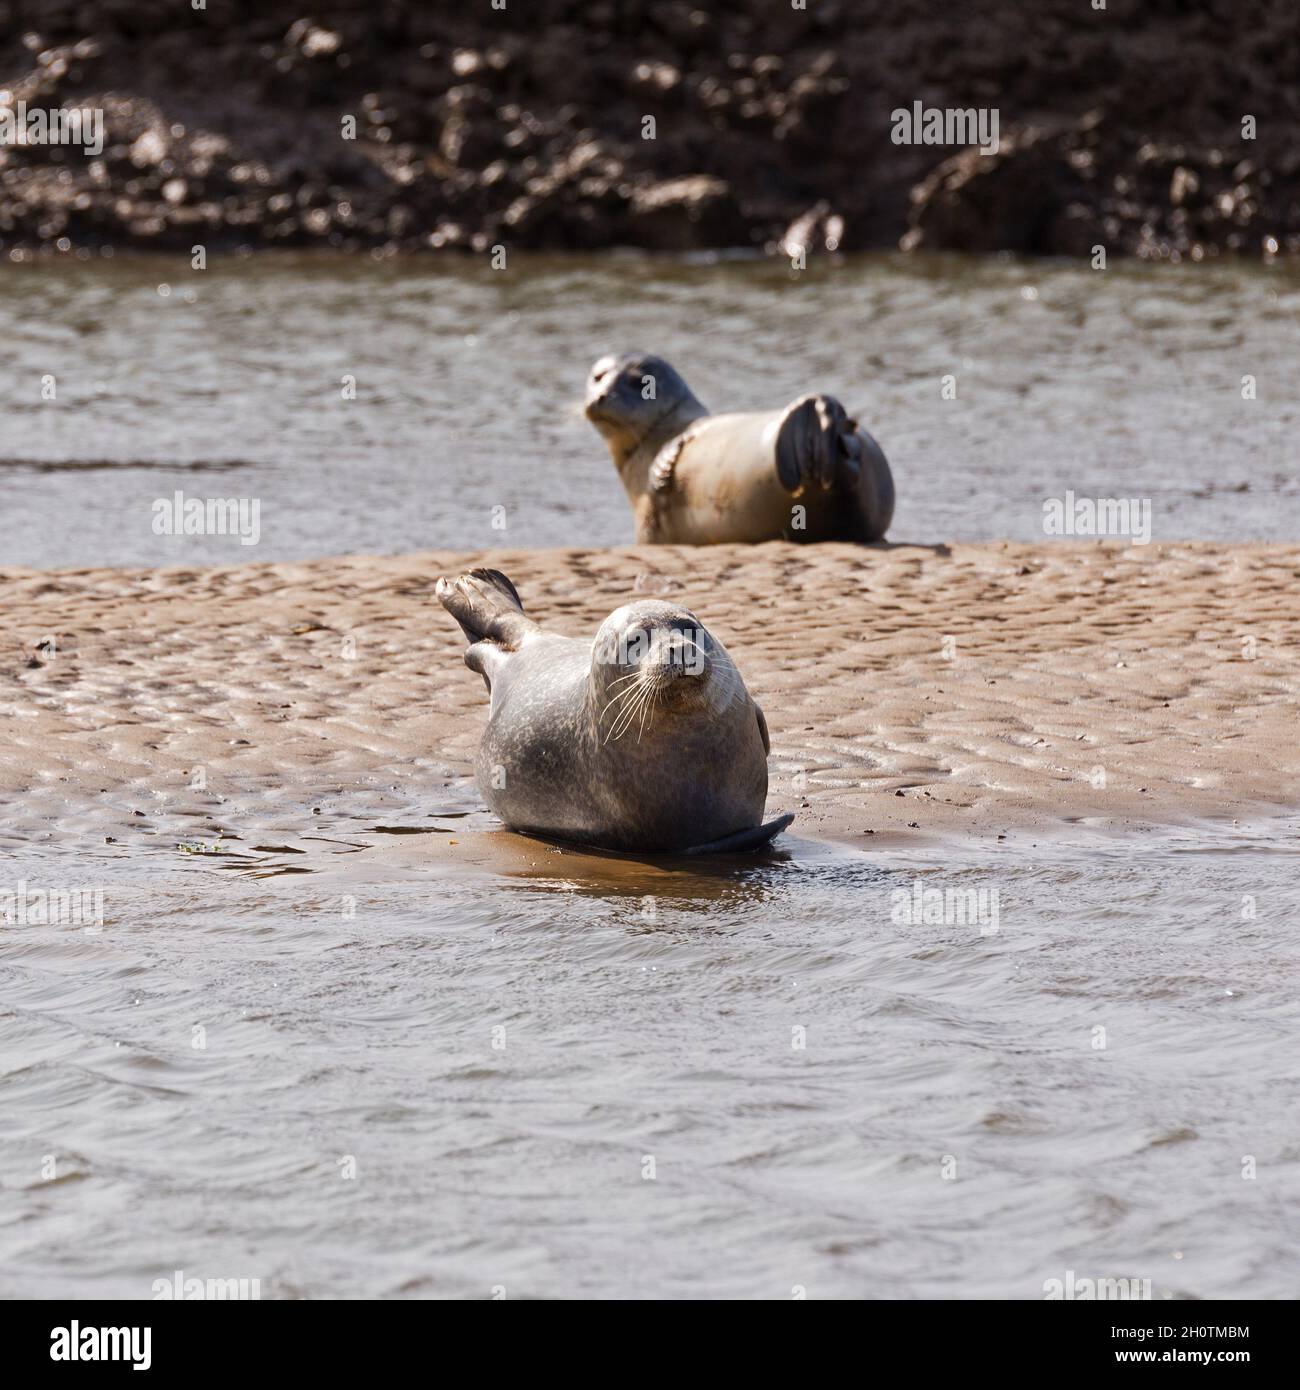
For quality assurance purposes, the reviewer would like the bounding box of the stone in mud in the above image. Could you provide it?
[902,124,1092,256]
[779,201,846,258]
[626,175,748,251]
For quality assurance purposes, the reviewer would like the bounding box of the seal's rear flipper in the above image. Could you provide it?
[774,394,857,494]
[684,812,794,856]
[774,395,893,542]
[436,568,538,653]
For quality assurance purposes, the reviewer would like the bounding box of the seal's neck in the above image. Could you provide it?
[615,396,710,501]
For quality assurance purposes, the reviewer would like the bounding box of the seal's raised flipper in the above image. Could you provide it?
[684,811,794,856]
[437,569,540,687]
[437,568,534,647]
[774,393,863,496]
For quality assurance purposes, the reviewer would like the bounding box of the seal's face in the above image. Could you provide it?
[589,599,737,742]
[584,352,694,460]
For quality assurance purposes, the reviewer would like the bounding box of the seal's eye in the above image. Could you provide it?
[620,626,655,665]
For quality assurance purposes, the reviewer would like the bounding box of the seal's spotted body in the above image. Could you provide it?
[436,568,792,854]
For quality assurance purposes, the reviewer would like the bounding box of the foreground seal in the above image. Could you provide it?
[436,567,793,854]
[585,352,895,544]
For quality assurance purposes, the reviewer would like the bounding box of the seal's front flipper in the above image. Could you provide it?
[464,639,509,688]
[436,568,538,653]
[684,812,794,856]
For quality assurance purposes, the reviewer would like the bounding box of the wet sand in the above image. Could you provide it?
[4,539,1300,1301]
[2,540,1296,852]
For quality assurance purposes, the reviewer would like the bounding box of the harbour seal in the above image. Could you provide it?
[436,567,793,854]
[584,352,895,544]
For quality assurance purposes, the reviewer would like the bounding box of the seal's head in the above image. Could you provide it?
[584,352,703,465]
[589,598,738,742]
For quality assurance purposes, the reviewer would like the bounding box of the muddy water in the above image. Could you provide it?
[0,251,1297,569]
[2,794,1297,1299]
[2,249,1298,1299]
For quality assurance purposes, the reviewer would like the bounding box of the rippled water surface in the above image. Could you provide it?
[3,251,1298,1299]
[1,251,1297,568]
[3,804,1297,1299]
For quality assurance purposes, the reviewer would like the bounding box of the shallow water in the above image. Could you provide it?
[3,251,1297,1300]
[2,801,1297,1299]
[1,251,1298,569]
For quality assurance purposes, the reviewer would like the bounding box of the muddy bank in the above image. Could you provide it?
[0,1,1297,260]
[3,541,1298,848]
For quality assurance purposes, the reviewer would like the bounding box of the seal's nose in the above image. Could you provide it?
[588,355,618,391]
[585,355,621,418]
[638,620,709,679]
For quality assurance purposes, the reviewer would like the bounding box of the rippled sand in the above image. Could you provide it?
[1,541,1296,850]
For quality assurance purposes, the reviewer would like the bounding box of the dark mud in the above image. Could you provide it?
[1,1,1296,260]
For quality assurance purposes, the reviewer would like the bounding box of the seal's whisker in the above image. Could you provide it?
[627,677,656,743]
[606,701,639,743]
[604,675,653,743]
[618,681,656,741]
[600,692,636,728]
[605,691,633,739]
[600,691,645,735]
[619,672,665,743]
[636,679,664,742]
[621,690,649,743]
[597,672,648,729]
[600,672,641,701]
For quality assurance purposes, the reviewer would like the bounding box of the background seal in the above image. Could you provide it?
[585,351,895,544]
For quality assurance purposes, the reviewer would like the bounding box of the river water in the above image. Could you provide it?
[0,250,1297,568]
[1,252,1297,1300]
[2,799,1298,1299]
